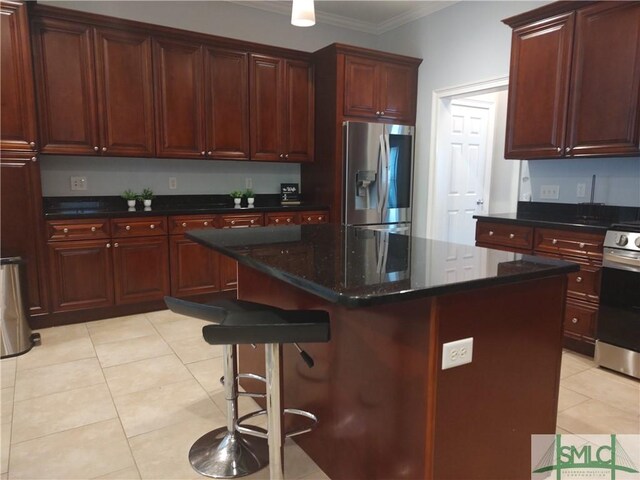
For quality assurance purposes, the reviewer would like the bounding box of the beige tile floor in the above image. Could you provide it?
[1,310,638,479]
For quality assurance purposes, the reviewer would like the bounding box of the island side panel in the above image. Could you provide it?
[432,276,566,480]
[236,264,436,480]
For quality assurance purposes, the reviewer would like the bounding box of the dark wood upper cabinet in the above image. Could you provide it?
[250,54,314,162]
[504,1,640,159]
[153,38,205,158]
[344,56,379,118]
[204,48,250,160]
[566,1,640,157]
[378,62,417,123]
[32,17,154,156]
[0,1,38,152]
[94,27,155,156]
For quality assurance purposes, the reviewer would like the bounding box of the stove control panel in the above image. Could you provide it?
[605,230,640,252]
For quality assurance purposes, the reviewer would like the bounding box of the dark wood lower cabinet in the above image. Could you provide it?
[218,255,238,291]
[169,236,220,297]
[48,239,114,312]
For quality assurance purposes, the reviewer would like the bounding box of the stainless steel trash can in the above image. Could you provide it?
[1,257,40,358]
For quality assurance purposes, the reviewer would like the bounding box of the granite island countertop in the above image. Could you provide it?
[187,224,579,307]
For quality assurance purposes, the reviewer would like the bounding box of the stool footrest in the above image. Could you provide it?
[219,373,267,399]
[236,408,318,440]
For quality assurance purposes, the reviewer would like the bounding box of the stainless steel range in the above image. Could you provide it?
[595,221,640,379]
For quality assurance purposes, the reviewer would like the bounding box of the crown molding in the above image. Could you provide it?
[229,1,457,35]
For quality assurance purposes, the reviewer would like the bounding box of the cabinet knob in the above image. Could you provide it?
[63,228,69,234]
[125,225,131,230]
[576,276,583,283]
[565,147,571,153]
[556,147,561,153]
[231,220,236,225]
[380,111,385,116]
[552,239,558,245]
[150,224,155,229]
[203,221,209,226]
[182,222,187,227]
[579,242,585,249]
[106,243,111,248]
[571,317,578,324]
[376,111,380,115]
[94,146,99,151]
[29,141,36,148]
[275,219,280,223]
[279,154,284,159]
[285,154,289,159]
[250,219,255,224]
[31,156,37,162]
[114,242,119,248]
[207,151,212,156]
[509,233,515,239]
[308,217,312,221]
[318,216,323,221]
[286,218,291,223]
[201,151,206,156]
[489,230,494,236]
[102,146,107,152]
[91,226,96,232]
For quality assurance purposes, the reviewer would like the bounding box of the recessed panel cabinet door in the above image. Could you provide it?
[379,62,416,123]
[343,56,379,118]
[48,240,113,312]
[284,59,314,162]
[170,236,220,297]
[31,17,100,154]
[94,28,155,156]
[112,237,170,304]
[205,48,249,159]
[250,55,282,161]
[218,256,238,291]
[154,38,205,158]
[0,1,38,151]
[566,2,640,156]
[504,13,574,159]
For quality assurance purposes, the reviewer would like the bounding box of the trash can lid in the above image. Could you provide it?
[0,257,24,265]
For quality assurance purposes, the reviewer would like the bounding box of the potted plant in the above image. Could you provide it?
[121,189,138,208]
[230,190,243,207]
[139,188,154,207]
[244,189,255,206]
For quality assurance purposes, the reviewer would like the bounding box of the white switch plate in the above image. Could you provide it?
[169,177,177,190]
[576,183,586,198]
[70,176,87,191]
[442,337,473,370]
[540,185,559,199]
[245,177,252,189]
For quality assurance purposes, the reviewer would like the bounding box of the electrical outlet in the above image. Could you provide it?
[169,177,177,190]
[442,337,473,370]
[540,185,560,199]
[70,176,87,191]
[245,177,252,189]
[576,183,586,198]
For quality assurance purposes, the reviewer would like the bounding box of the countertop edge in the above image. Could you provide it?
[473,214,610,233]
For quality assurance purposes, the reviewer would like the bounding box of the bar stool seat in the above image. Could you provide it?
[165,297,330,480]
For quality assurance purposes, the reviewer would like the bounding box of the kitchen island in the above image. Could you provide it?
[188,224,578,480]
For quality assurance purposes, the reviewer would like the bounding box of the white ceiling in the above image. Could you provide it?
[231,1,457,35]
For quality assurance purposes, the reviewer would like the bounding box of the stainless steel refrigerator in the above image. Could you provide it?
[343,121,415,233]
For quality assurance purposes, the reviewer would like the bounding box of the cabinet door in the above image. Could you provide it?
[283,59,314,162]
[379,62,416,123]
[153,38,205,158]
[0,1,37,151]
[504,13,574,159]
[48,240,113,312]
[343,55,379,119]
[31,18,100,155]
[94,28,155,156]
[1,155,49,315]
[170,236,220,297]
[250,54,283,161]
[566,2,640,156]
[112,236,170,304]
[204,48,249,160]
[218,256,238,291]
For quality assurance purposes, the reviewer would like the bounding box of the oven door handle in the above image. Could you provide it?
[603,251,640,273]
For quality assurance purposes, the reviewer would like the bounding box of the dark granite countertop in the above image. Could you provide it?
[43,195,328,220]
[472,212,612,232]
[187,224,579,307]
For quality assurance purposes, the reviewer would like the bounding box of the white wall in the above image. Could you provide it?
[375,1,548,238]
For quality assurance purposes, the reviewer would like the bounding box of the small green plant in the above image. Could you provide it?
[244,189,254,198]
[138,188,154,201]
[121,189,138,201]
[230,190,244,199]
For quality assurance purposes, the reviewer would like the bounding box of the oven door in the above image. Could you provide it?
[598,264,640,351]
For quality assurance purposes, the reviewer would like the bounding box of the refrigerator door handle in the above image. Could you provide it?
[378,131,391,218]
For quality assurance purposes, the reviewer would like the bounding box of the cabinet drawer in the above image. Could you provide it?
[111,216,167,237]
[169,215,217,234]
[47,219,110,241]
[220,214,263,228]
[475,221,533,250]
[265,212,298,226]
[534,228,604,259]
[567,263,601,303]
[300,211,329,224]
[564,299,597,339]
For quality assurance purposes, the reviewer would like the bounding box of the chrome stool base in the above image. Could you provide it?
[189,427,269,478]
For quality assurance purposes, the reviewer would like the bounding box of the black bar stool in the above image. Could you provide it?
[165,297,330,480]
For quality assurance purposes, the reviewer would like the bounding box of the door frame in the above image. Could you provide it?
[426,76,509,240]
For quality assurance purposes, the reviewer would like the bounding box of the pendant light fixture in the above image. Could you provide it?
[291,0,315,27]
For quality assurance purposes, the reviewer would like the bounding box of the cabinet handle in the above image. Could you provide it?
[285,154,289,159]
[106,243,111,248]
[114,242,119,248]
[556,147,561,153]
[207,151,212,156]
[576,276,583,283]
[63,228,69,234]
[29,141,36,148]
[380,111,385,116]
[204,221,209,226]
[201,151,206,156]
[579,242,585,249]
[91,226,96,232]
[182,222,187,227]
[552,239,557,245]
[489,230,494,236]
[231,220,236,225]
[376,111,380,115]
[286,218,291,223]
[308,217,312,221]
[125,225,131,231]
[318,216,323,221]
[571,317,578,324]
[94,146,99,152]
[565,147,571,153]
[101,147,107,152]
[150,224,155,229]
[275,219,280,223]
[279,154,284,159]
[250,219,255,224]
[31,156,37,162]
[509,233,515,239]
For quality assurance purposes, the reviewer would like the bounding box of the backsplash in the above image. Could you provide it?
[520,157,640,207]
[39,156,301,197]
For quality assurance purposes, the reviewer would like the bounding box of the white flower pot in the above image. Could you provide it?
[247,197,255,206]
[233,198,241,206]
[127,200,136,208]
[143,199,152,207]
